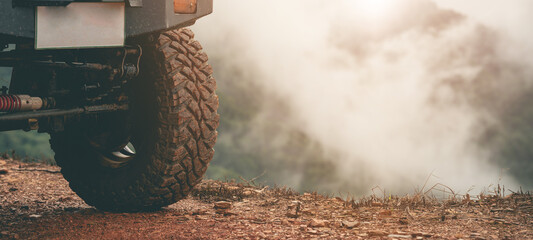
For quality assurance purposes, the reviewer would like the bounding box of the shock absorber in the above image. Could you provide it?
[0,95,43,112]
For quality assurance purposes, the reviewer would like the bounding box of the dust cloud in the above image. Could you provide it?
[192,0,532,195]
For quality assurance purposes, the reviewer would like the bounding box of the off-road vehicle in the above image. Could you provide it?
[0,0,219,212]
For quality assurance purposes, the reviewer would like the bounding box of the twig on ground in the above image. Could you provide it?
[249,171,266,185]
[424,183,456,197]
[405,206,415,220]
[420,170,436,193]
[239,171,266,187]
[371,186,385,200]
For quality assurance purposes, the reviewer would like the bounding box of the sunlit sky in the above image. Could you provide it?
[348,0,399,20]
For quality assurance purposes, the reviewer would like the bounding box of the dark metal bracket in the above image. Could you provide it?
[127,0,141,7]
[12,0,135,7]
[0,46,142,82]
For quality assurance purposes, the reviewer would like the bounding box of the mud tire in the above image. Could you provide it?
[50,28,219,212]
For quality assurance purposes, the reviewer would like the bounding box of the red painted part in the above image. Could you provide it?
[9,95,14,111]
[15,95,21,111]
[0,96,4,110]
[6,95,11,111]
[0,95,22,112]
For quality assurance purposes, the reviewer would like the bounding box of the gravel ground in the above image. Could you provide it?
[1,159,532,239]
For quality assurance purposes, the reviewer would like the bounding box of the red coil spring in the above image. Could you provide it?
[0,95,22,112]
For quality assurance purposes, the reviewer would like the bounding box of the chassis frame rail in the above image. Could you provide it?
[0,103,128,131]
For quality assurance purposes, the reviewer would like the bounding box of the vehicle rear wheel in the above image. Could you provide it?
[50,28,219,212]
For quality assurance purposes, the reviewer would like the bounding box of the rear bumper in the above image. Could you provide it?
[0,0,212,40]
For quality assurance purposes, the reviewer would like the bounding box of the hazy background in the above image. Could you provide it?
[1,0,532,196]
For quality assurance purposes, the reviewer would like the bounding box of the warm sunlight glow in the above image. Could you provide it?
[350,0,397,21]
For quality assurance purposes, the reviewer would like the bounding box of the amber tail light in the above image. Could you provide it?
[174,0,197,14]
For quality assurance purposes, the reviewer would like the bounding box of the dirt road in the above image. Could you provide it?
[1,159,532,239]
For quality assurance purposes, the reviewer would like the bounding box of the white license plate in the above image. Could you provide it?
[36,3,125,49]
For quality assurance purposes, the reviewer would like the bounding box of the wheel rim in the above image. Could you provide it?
[98,142,137,169]
[85,114,142,169]
[91,137,141,169]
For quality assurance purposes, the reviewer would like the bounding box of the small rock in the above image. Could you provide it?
[242,190,254,197]
[470,233,486,240]
[368,230,387,237]
[308,219,329,228]
[9,187,17,192]
[0,231,9,236]
[192,209,208,215]
[388,234,412,239]
[492,219,507,224]
[0,169,8,175]
[286,201,302,218]
[379,210,392,216]
[286,212,299,218]
[399,217,409,225]
[224,210,238,216]
[29,214,42,218]
[226,186,241,191]
[250,218,266,224]
[195,215,208,220]
[289,200,302,207]
[214,201,232,209]
[300,209,314,215]
[215,208,228,214]
[331,221,342,228]
[341,221,360,229]
[306,229,318,235]
[215,208,237,216]
[176,215,191,221]
[412,232,433,238]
